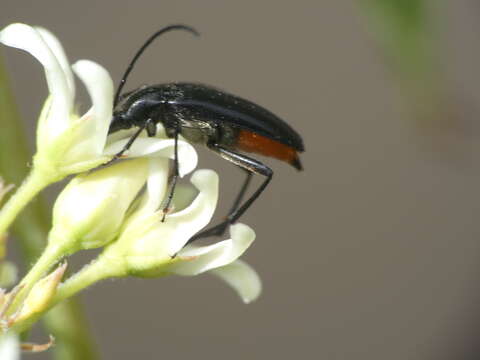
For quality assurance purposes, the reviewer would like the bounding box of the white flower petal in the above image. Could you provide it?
[57,109,98,163]
[0,23,71,133]
[104,136,198,177]
[110,168,218,265]
[72,60,114,153]
[0,333,19,360]
[35,27,75,102]
[170,223,255,275]
[210,260,262,303]
[129,158,170,222]
[164,169,219,254]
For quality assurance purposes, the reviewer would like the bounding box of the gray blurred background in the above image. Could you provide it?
[3,1,480,359]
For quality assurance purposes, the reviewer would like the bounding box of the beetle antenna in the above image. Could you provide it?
[114,24,200,107]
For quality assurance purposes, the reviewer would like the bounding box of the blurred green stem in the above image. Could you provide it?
[0,51,98,359]
[361,0,448,129]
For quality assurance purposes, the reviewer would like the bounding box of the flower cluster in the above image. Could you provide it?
[0,23,261,351]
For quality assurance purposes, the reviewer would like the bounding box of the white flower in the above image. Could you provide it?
[47,147,198,254]
[81,160,261,303]
[0,23,197,178]
[15,155,198,316]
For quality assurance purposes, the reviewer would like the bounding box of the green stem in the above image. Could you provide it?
[21,244,65,286]
[360,0,450,129]
[12,257,120,335]
[0,167,53,237]
[54,257,120,305]
[8,243,67,314]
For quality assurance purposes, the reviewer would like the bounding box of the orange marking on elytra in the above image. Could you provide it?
[235,130,300,168]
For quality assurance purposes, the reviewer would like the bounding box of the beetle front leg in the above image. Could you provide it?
[104,118,158,167]
[103,122,148,166]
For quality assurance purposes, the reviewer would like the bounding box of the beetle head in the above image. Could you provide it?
[108,112,129,134]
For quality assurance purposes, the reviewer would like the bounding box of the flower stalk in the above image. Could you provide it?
[7,243,67,313]
[53,257,124,305]
[0,167,58,238]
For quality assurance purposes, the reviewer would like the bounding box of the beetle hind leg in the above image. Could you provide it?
[187,144,272,243]
[190,169,252,239]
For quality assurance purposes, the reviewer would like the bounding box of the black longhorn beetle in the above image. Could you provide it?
[108,25,305,243]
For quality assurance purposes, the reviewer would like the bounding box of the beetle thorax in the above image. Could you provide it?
[176,118,215,145]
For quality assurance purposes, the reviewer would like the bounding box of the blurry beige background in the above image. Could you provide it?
[3,1,480,359]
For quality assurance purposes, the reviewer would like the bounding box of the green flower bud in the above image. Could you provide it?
[12,263,67,328]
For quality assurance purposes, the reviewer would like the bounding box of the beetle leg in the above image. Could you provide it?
[161,127,180,222]
[103,122,148,166]
[146,118,157,137]
[189,169,252,240]
[188,144,272,243]
[229,169,253,215]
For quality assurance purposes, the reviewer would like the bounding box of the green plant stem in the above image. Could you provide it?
[0,50,99,359]
[0,167,53,237]
[54,257,120,305]
[0,64,47,263]
[8,243,67,314]
[12,257,119,334]
[360,0,449,129]
[20,244,65,288]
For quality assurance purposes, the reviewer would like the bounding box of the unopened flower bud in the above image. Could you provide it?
[12,263,66,328]
[50,159,149,252]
